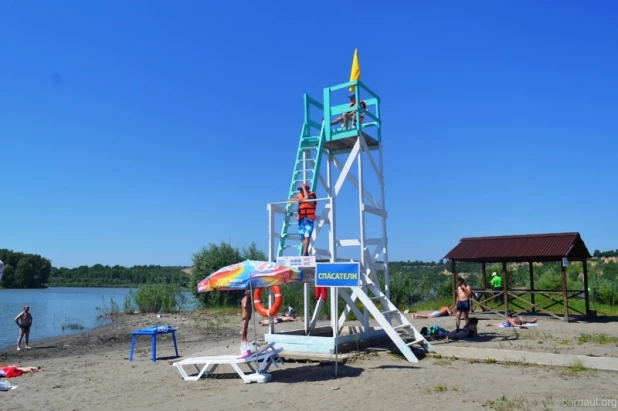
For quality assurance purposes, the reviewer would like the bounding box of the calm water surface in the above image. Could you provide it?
[0,287,195,349]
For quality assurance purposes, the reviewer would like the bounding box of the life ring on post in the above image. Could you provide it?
[253,285,283,317]
[314,286,328,301]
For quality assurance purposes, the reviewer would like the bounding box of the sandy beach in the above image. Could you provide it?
[1,310,617,411]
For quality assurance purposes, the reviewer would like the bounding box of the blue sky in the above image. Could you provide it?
[1,1,617,268]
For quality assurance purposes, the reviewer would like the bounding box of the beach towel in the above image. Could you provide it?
[138,325,174,333]
[498,323,538,328]
[1,367,24,378]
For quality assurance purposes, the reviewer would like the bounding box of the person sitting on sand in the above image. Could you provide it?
[486,316,537,329]
[445,318,479,341]
[259,316,298,326]
[0,362,42,378]
[412,305,452,319]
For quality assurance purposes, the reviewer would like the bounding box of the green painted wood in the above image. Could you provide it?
[277,93,326,257]
[277,81,382,257]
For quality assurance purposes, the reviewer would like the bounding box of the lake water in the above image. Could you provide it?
[0,287,196,349]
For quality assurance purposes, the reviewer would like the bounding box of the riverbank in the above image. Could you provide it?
[1,312,618,411]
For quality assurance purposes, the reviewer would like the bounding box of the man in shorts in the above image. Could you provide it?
[15,305,33,350]
[293,183,317,256]
[455,277,472,330]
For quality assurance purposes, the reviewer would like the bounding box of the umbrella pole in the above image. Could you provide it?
[250,281,260,372]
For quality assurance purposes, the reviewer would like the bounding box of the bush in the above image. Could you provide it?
[190,241,266,308]
[132,284,186,313]
[590,278,618,306]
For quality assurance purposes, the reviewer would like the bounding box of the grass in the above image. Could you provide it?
[95,296,121,317]
[578,333,618,345]
[61,322,85,331]
[132,284,187,313]
[482,394,554,411]
[424,384,449,394]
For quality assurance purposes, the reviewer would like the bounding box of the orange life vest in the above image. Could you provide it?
[297,191,317,220]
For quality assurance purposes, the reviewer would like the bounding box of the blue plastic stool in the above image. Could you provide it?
[129,325,179,362]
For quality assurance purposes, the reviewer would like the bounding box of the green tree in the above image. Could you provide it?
[191,241,243,307]
[190,241,269,308]
[242,241,267,261]
[1,264,16,288]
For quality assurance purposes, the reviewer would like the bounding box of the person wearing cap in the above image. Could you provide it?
[330,93,367,129]
[291,183,317,256]
[490,272,503,303]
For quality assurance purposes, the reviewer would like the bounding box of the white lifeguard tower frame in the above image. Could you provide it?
[264,80,434,362]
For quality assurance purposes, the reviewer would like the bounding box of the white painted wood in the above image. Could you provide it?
[362,204,387,218]
[265,118,434,363]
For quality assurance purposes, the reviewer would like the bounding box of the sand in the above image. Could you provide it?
[1,311,617,411]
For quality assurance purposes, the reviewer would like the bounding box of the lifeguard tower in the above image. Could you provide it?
[263,56,435,362]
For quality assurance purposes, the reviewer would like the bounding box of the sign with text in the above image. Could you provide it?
[315,262,360,287]
[277,256,316,268]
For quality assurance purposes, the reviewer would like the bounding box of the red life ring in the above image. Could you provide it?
[253,286,283,317]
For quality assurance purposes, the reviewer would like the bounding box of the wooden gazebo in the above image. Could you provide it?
[443,232,592,321]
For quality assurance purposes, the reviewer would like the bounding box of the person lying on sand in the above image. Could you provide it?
[259,316,297,326]
[412,305,452,319]
[445,318,479,341]
[0,362,43,378]
[486,317,537,329]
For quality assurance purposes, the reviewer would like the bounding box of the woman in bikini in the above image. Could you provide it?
[486,316,538,328]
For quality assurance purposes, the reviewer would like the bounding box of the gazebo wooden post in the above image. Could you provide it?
[502,261,508,316]
[451,259,457,308]
[529,262,535,313]
[583,259,590,316]
[481,262,487,301]
[561,260,569,322]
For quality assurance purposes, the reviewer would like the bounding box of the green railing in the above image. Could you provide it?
[323,80,382,143]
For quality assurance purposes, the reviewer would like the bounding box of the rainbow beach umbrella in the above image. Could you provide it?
[197,260,303,293]
[197,260,303,369]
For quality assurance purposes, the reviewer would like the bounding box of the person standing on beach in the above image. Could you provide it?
[490,272,503,303]
[455,278,472,330]
[15,305,33,351]
[240,291,252,342]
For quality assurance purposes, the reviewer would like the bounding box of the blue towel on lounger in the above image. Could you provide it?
[138,325,175,333]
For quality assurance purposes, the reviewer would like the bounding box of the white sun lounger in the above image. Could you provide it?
[172,342,283,383]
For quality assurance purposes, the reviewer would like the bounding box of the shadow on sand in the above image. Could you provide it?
[195,363,365,382]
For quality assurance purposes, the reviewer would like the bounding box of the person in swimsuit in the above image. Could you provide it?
[486,317,538,329]
[0,362,42,378]
[445,318,479,341]
[240,291,252,342]
[259,316,297,326]
[412,305,452,319]
[14,305,33,351]
[455,277,472,330]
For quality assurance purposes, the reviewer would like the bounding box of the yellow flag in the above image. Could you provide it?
[349,49,360,92]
